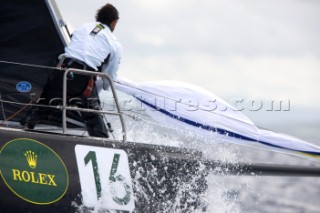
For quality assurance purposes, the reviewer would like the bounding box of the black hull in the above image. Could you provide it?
[0,127,208,212]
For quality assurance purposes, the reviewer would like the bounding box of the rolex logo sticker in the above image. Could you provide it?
[0,138,69,204]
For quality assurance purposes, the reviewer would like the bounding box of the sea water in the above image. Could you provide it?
[85,92,320,213]
[124,119,320,213]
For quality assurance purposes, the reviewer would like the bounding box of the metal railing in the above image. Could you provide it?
[62,68,127,141]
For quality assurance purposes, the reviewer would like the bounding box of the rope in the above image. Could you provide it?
[0,97,37,124]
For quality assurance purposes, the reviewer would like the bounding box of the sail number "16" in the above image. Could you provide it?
[75,145,134,211]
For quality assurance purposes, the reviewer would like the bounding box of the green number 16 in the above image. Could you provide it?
[84,151,131,205]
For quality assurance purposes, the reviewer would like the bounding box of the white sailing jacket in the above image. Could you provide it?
[61,22,122,90]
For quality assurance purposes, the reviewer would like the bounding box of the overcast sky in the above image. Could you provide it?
[55,0,320,137]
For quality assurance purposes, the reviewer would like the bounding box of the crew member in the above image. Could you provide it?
[22,3,122,137]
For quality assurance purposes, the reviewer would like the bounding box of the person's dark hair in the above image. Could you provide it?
[96,3,119,27]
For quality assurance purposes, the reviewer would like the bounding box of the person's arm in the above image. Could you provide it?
[101,41,122,90]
